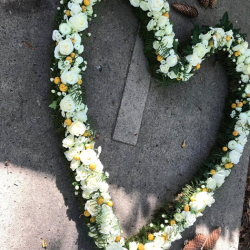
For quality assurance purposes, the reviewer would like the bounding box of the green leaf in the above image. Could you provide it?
[49,101,57,110]
[173,39,179,53]
[191,25,201,45]
[216,12,233,31]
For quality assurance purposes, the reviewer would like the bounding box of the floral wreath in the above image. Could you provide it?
[49,0,250,249]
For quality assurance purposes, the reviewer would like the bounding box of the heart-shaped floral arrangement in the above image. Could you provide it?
[49,0,250,249]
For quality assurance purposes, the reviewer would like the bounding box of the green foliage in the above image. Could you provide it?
[216,12,233,31]
[49,100,57,110]
[191,25,202,45]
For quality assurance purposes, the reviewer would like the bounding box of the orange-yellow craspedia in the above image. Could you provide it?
[107,201,113,207]
[70,38,75,43]
[237,102,243,107]
[66,56,73,63]
[209,41,214,46]
[85,144,92,149]
[190,196,195,202]
[97,197,104,205]
[157,54,163,61]
[195,63,201,70]
[210,169,216,175]
[247,93,250,98]
[222,147,228,152]
[163,13,169,18]
[65,10,71,16]
[81,5,87,11]
[224,163,230,169]
[184,205,189,212]
[64,118,72,126]
[54,77,61,84]
[228,162,233,168]
[243,100,247,104]
[70,53,75,58]
[148,234,154,241]
[170,220,176,226]
[89,163,96,170]
[84,0,90,5]
[77,79,83,85]
[231,103,236,108]
[60,83,68,92]
[74,155,80,161]
[115,236,121,242]
[226,35,231,41]
[202,188,208,192]
[138,243,144,250]
[84,210,90,217]
[232,130,239,136]
[234,51,240,57]
[90,217,95,223]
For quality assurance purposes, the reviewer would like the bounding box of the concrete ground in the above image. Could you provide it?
[1,0,250,249]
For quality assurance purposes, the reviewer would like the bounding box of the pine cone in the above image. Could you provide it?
[203,227,221,250]
[171,4,199,18]
[198,0,209,8]
[183,234,207,250]
[209,0,218,8]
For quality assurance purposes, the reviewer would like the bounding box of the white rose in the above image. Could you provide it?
[239,113,248,122]
[186,53,202,66]
[55,38,74,58]
[147,19,155,31]
[166,55,178,67]
[80,148,97,165]
[62,134,75,148]
[68,121,86,136]
[154,236,165,247]
[61,70,78,85]
[237,135,247,146]
[85,200,99,216]
[148,0,164,11]
[245,57,250,64]
[236,63,245,72]
[153,41,160,50]
[101,192,111,203]
[99,182,109,193]
[75,56,84,66]
[70,33,82,44]
[58,60,71,70]
[193,43,209,58]
[160,64,170,74]
[106,243,124,250]
[100,223,111,234]
[69,13,88,32]
[165,24,173,35]
[215,28,225,41]
[70,159,80,171]
[162,241,171,250]
[76,166,89,180]
[157,16,168,28]
[140,1,149,11]
[82,189,91,199]
[174,213,184,222]
[129,242,139,250]
[168,70,178,79]
[161,35,174,48]
[241,74,249,83]
[129,0,139,7]
[74,142,84,152]
[235,143,243,153]
[144,242,162,250]
[245,84,250,94]
[237,55,246,64]
[75,110,88,122]
[94,159,104,173]
[212,170,227,187]
[85,175,102,193]
[59,23,72,35]
[68,2,82,16]
[182,211,196,226]
[152,11,161,19]
[206,177,216,190]
[155,30,165,37]
[60,95,76,112]
[64,148,78,161]
[189,200,206,212]
[243,64,250,75]
[228,140,237,150]
[229,150,241,164]
[71,66,81,74]
[78,45,84,53]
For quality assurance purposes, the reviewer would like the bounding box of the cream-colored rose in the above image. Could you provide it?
[70,159,80,171]
[193,43,209,58]
[206,177,216,190]
[241,74,249,83]
[181,211,196,226]
[236,63,244,72]
[161,35,174,48]
[68,2,82,16]
[76,166,89,180]
[69,13,88,32]
[140,1,148,11]
[243,64,250,75]
[54,38,74,58]
[166,55,178,67]
[85,175,102,193]
[71,66,81,74]
[174,213,184,222]
[62,134,75,148]
[129,0,139,7]
[148,0,164,11]
[59,23,72,35]
[154,236,165,247]
[147,19,155,31]
[160,64,170,74]
[165,24,173,35]
[155,30,165,37]
[85,199,99,216]
[186,53,202,67]
[99,182,109,193]
[153,41,160,50]
[80,148,97,165]
[61,70,78,85]
[245,84,250,94]
[60,95,76,112]
[64,148,78,161]
[75,110,87,122]
[157,16,168,28]
[129,242,139,250]
[106,243,123,250]
[68,121,86,136]
[229,150,241,164]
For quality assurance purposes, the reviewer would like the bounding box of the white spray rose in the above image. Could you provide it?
[85,175,102,193]
[235,143,243,153]
[62,134,75,148]
[241,74,249,83]
[157,16,168,28]
[154,236,165,247]
[186,53,202,66]
[94,159,104,173]
[155,30,165,37]
[147,0,164,11]
[193,43,209,58]
[166,55,178,67]
[60,95,76,112]
[237,55,246,64]
[85,200,99,216]
[75,110,88,122]
[68,121,86,136]
[129,0,139,7]
[61,70,78,85]
[64,148,78,161]
[229,150,241,164]
[54,38,74,58]
[68,2,82,16]
[75,56,84,66]
[70,159,80,171]
[174,213,184,222]
[99,182,109,193]
[147,19,155,31]
[236,63,245,72]
[69,13,88,32]
[243,64,250,75]
[160,64,170,74]
[59,23,72,35]
[212,169,228,187]
[71,66,81,74]
[165,24,173,35]
[140,1,148,11]
[80,148,97,165]
[181,211,196,227]
[76,166,89,180]
[245,84,250,94]
[206,177,217,190]
[161,35,174,48]
[228,140,237,150]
